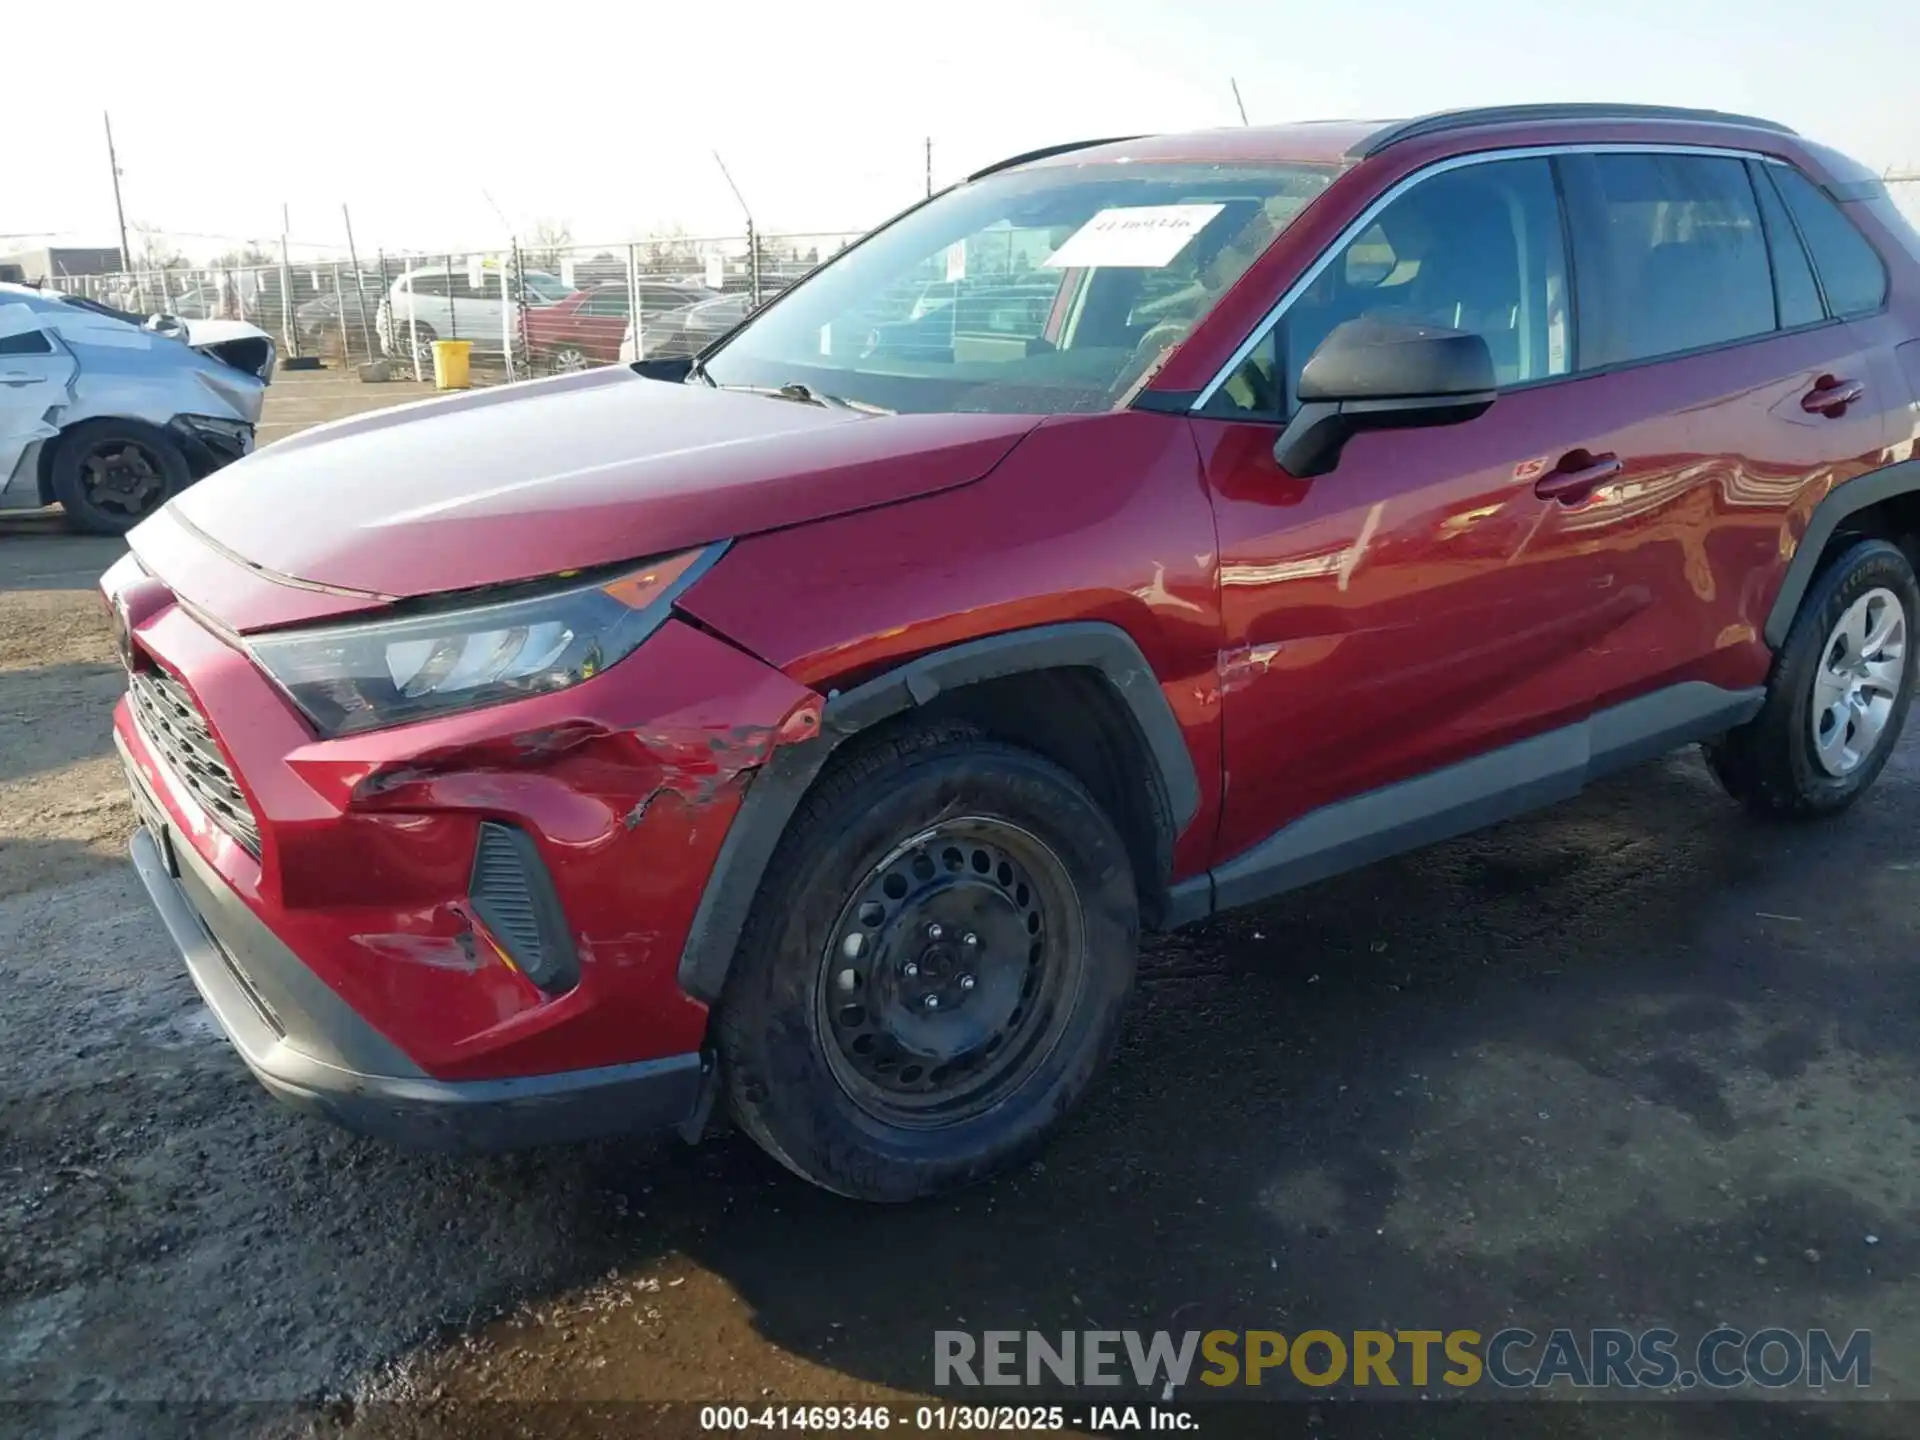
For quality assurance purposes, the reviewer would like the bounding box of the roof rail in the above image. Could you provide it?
[1352,104,1797,159]
[967,136,1142,182]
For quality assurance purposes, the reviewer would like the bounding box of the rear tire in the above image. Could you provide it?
[384,320,438,373]
[717,722,1139,1202]
[50,420,191,535]
[1704,538,1918,817]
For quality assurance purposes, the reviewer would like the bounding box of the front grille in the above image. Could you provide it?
[128,669,260,855]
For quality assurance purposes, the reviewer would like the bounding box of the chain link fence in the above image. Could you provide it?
[37,231,863,387]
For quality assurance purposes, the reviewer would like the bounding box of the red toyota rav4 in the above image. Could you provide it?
[107,104,1920,1201]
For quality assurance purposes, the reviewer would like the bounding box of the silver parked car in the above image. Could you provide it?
[0,284,274,534]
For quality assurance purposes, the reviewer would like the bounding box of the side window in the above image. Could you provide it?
[1561,153,1775,369]
[0,329,54,355]
[1770,165,1889,318]
[407,273,451,300]
[582,289,629,317]
[1204,156,1568,418]
[1748,160,1824,328]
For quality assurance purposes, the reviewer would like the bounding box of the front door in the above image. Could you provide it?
[1193,154,1641,886]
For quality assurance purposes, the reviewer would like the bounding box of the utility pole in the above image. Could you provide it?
[280,202,299,359]
[1230,78,1249,126]
[104,111,131,271]
[925,137,933,197]
[341,204,375,361]
[713,151,760,307]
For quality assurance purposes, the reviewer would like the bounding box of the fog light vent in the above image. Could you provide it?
[469,821,579,992]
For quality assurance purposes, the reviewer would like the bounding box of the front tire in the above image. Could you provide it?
[50,420,192,535]
[717,723,1139,1202]
[1705,538,1918,817]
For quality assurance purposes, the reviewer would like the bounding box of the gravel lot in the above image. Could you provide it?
[4,370,1919,1438]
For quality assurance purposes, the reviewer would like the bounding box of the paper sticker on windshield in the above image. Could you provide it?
[1044,203,1224,269]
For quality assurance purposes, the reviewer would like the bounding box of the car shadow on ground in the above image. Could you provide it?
[0,662,123,787]
[12,748,1920,1440]
[0,526,124,591]
[352,748,1920,1434]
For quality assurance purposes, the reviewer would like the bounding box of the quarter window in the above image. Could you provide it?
[1769,165,1888,318]
[1748,160,1824,329]
[1205,156,1568,418]
[0,329,54,355]
[1560,153,1775,369]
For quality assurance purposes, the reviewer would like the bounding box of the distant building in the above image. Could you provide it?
[0,246,127,281]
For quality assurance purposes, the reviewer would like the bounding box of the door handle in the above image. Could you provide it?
[1534,452,1623,504]
[1801,377,1864,415]
[0,372,47,386]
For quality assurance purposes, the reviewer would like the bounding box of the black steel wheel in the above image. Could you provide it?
[717,722,1139,1202]
[817,817,1083,1127]
[50,420,192,535]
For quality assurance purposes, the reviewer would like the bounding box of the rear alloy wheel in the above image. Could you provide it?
[717,723,1139,1202]
[50,420,192,535]
[1808,587,1905,777]
[386,323,438,373]
[548,345,591,374]
[1705,538,1919,816]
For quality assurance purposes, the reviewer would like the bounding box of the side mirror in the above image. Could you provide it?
[1273,318,1496,477]
[143,313,189,342]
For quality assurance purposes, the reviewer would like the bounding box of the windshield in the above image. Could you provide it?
[53,292,150,327]
[702,159,1334,415]
[524,272,573,303]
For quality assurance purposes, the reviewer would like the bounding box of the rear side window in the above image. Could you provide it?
[1561,153,1775,369]
[582,289,629,316]
[1748,161,1824,329]
[0,329,54,355]
[1769,165,1889,318]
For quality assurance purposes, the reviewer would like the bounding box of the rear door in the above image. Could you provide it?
[452,269,504,347]
[1547,148,1896,711]
[578,286,631,358]
[0,305,77,502]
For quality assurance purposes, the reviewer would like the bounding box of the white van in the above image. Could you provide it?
[374,264,573,370]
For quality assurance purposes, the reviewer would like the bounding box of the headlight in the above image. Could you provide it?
[248,547,718,737]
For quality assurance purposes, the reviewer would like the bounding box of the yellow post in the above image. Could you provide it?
[431,339,473,390]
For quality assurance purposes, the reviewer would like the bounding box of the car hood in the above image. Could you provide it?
[159,366,1041,602]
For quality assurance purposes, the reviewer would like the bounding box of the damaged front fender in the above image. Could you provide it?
[251,618,824,1073]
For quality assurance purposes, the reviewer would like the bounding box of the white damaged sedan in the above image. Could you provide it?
[0,283,274,533]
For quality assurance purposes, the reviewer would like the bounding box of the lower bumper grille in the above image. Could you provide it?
[469,821,579,992]
[128,669,260,854]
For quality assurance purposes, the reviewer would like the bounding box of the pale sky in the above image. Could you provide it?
[11,0,1919,261]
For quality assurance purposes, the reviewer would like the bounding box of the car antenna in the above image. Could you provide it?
[1230,78,1250,126]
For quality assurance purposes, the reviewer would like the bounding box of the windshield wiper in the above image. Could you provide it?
[711,380,892,415]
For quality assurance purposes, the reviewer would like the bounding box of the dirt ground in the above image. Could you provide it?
[5,370,1920,1438]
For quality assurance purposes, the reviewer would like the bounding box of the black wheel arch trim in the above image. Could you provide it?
[1765,457,1920,650]
[675,620,1201,1003]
